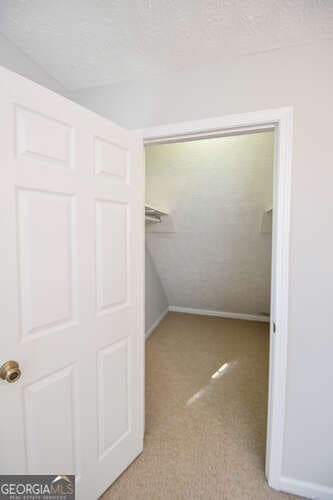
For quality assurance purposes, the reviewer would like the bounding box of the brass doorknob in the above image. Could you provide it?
[0,361,21,383]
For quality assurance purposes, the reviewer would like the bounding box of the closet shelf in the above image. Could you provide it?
[145,204,168,223]
[145,215,161,223]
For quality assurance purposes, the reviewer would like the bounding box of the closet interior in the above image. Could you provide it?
[145,130,274,331]
[142,130,275,489]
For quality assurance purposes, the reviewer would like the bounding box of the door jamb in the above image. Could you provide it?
[138,107,293,490]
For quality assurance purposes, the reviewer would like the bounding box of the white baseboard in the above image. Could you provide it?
[145,307,169,338]
[145,305,269,339]
[279,476,333,500]
[168,305,270,323]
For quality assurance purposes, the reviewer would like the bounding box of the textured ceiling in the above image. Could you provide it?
[0,0,332,90]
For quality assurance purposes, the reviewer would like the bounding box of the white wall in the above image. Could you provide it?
[145,245,168,337]
[0,33,67,94]
[145,132,274,316]
[70,40,333,496]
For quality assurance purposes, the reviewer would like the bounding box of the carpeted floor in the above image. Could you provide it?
[102,312,302,500]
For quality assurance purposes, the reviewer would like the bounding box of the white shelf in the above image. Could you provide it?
[145,204,169,223]
[145,215,161,223]
[145,204,168,216]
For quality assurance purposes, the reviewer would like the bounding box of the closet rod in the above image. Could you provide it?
[145,214,161,223]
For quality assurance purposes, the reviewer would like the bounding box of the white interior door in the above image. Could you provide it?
[0,66,144,499]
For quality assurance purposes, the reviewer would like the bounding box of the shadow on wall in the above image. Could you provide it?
[145,245,168,337]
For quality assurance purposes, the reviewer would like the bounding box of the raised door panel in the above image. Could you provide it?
[24,365,78,474]
[93,136,129,182]
[17,189,76,339]
[16,106,73,169]
[95,200,128,314]
[97,339,130,461]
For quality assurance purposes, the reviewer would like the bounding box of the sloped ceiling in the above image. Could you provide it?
[145,131,274,315]
[0,0,332,90]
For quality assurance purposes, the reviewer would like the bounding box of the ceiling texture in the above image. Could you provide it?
[0,0,332,91]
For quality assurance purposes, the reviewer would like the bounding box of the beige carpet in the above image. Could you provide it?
[102,312,302,500]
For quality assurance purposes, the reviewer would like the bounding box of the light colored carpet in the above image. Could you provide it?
[102,312,302,500]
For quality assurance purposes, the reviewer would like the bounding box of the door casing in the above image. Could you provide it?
[138,106,293,491]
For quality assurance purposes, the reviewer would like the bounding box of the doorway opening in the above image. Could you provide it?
[141,109,292,494]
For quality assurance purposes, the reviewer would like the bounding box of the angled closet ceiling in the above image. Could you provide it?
[145,131,274,332]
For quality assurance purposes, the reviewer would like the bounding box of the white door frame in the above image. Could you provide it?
[138,106,293,490]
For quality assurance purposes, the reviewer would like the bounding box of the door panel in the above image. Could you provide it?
[97,338,130,460]
[93,136,128,181]
[0,66,144,499]
[17,189,75,338]
[24,365,78,474]
[95,200,128,312]
[16,106,73,169]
